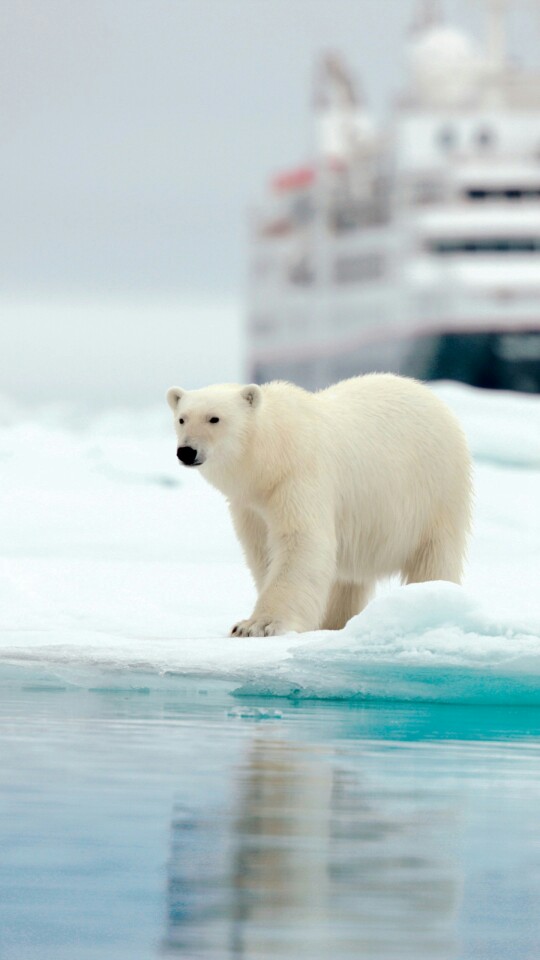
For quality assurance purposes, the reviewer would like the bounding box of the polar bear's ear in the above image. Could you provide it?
[240,384,261,408]
[166,386,184,410]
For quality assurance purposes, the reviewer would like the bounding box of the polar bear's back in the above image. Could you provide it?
[318,373,468,470]
[260,374,470,496]
[311,374,472,579]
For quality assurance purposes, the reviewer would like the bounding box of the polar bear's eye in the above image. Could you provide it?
[209,416,220,424]
[179,418,184,425]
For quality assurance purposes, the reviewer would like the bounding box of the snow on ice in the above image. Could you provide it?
[0,382,538,703]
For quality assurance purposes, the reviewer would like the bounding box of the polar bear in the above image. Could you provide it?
[166,375,472,637]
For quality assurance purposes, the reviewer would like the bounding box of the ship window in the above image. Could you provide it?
[466,187,540,201]
[334,253,385,283]
[437,126,457,151]
[468,189,487,200]
[291,194,314,225]
[476,127,495,149]
[287,255,315,286]
[429,237,540,254]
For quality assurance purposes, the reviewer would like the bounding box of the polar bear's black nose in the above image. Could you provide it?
[177,445,198,466]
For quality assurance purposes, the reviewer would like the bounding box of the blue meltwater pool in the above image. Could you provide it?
[1,669,539,960]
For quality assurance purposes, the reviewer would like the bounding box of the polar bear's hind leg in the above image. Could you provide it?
[403,524,467,586]
[322,580,374,631]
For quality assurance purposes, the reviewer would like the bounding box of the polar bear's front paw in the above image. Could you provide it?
[231,617,287,637]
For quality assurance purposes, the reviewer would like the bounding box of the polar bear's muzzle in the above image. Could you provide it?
[177,445,204,467]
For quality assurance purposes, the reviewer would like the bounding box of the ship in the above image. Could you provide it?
[247,0,540,393]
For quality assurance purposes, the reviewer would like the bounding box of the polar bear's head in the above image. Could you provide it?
[166,383,261,473]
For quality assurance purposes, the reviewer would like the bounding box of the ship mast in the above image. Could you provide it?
[484,0,509,69]
[481,0,510,105]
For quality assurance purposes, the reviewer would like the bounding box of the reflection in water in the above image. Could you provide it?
[230,742,334,959]
[164,739,459,959]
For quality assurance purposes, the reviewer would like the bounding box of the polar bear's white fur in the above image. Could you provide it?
[167,375,472,637]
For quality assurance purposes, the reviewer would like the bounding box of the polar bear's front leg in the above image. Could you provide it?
[228,504,269,591]
[231,616,288,638]
[321,580,374,631]
[231,518,336,637]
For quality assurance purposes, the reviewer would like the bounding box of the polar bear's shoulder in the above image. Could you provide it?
[258,379,315,416]
[318,373,422,398]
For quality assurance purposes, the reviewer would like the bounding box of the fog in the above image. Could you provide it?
[1,0,537,408]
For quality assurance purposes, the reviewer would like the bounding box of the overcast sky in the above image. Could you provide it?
[1,0,538,408]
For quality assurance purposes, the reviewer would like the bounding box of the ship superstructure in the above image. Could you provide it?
[247,1,540,392]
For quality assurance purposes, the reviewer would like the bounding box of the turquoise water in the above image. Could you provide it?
[1,671,540,959]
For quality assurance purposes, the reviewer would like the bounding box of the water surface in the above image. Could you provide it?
[1,671,539,959]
